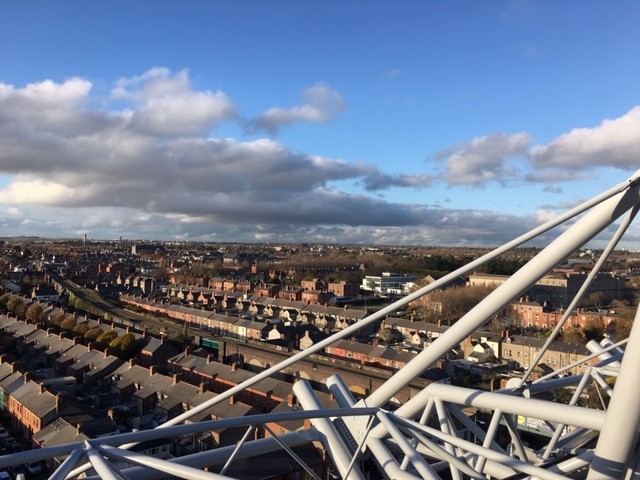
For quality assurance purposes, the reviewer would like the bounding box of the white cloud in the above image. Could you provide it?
[0,77,91,108]
[433,107,640,189]
[3,68,638,248]
[436,132,531,186]
[0,70,438,240]
[112,67,237,136]
[530,106,640,170]
[245,83,345,134]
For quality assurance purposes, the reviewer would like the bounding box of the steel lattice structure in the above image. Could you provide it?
[1,170,640,480]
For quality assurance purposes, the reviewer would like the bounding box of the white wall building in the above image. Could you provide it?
[361,272,420,295]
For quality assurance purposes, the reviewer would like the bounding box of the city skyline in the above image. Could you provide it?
[1,2,639,247]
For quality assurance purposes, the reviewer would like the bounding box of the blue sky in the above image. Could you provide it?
[1,1,639,247]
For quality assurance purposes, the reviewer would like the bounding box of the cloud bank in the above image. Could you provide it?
[0,68,638,245]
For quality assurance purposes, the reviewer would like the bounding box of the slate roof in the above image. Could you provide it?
[506,334,590,355]
[168,353,293,401]
[0,370,24,394]
[140,337,179,356]
[33,417,89,447]
[186,392,256,424]
[12,380,58,418]
[56,343,92,366]
[68,351,123,380]
[156,381,198,414]
[134,373,174,401]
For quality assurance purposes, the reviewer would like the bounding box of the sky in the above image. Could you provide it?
[1,1,640,248]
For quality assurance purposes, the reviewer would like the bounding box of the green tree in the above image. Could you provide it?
[84,326,104,342]
[96,330,118,348]
[50,312,67,327]
[175,322,191,344]
[552,388,575,404]
[110,333,136,358]
[72,323,90,337]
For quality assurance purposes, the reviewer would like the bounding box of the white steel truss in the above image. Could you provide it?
[1,169,639,480]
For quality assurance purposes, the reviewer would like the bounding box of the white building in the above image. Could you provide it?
[361,272,420,295]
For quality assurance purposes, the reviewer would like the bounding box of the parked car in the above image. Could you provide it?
[0,428,8,440]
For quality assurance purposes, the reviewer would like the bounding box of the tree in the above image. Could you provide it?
[552,388,575,404]
[13,302,26,320]
[175,322,191,344]
[110,333,136,358]
[72,323,90,337]
[412,285,494,324]
[50,312,67,327]
[84,326,104,342]
[608,300,635,340]
[60,317,78,332]
[0,294,10,308]
[96,330,118,348]
[583,317,605,342]
[6,297,23,314]
[377,328,404,345]
[26,303,44,323]
[151,266,169,280]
